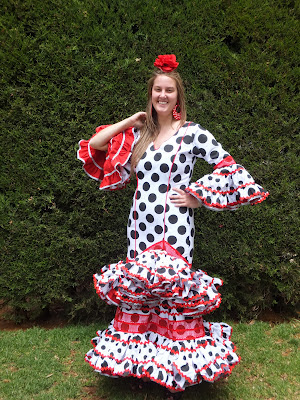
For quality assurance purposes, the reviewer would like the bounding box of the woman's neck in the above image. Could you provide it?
[157,115,177,133]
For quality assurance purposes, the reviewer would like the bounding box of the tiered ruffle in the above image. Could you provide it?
[85,249,240,391]
[77,125,139,190]
[93,249,222,315]
[85,319,239,391]
[186,163,269,210]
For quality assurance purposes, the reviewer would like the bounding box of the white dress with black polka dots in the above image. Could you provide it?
[78,121,268,392]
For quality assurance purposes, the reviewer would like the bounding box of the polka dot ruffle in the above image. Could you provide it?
[85,319,240,392]
[93,249,222,315]
[186,164,269,211]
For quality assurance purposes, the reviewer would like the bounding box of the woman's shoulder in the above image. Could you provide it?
[185,121,207,132]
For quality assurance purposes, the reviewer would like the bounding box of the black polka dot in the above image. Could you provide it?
[168,215,178,224]
[147,366,154,374]
[139,222,146,231]
[130,250,135,258]
[141,151,147,160]
[148,193,156,202]
[164,144,173,152]
[137,171,144,179]
[160,163,169,173]
[168,236,177,245]
[154,152,162,161]
[178,225,186,235]
[136,190,141,200]
[155,225,163,234]
[179,154,186,163]
[171,163,178,172]
[179,207,187,214]
[144,161,152,171]
[248,187,255,196]
[191,228,195,237]
[139,202,146,211]
[159,184,168,193]
[184,165,190,174]
[193,146,201,155]
[181,364,189,372]
[183,135,193,144]
[132,211,139,220]
[143,182,150,191]
[146,214,154,223]
[176,246,185,254]
[151,173,159,182]
[131,230,138,239]
[210,150,219,159]
[198,134,207,143]
[212,139,218,146]
[176,136,183,144]
[157,371,164,381]
[173,174,181,183]
[139,242,146,251]
[155,205,164,214]
[147,234,154,242]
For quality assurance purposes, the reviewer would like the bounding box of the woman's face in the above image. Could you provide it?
[151,75,178,117]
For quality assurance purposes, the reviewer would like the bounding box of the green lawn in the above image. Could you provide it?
[0,320,299,400]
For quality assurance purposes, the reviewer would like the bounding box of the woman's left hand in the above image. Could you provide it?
[169,188,202,208]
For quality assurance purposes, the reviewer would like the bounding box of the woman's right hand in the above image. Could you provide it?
[129,111,147,130]
[89,112,146,150]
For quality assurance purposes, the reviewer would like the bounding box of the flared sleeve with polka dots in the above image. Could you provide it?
[185,125,269,211]
[77,126,140,190]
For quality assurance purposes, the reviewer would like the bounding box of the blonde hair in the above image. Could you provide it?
[131,69,187,171]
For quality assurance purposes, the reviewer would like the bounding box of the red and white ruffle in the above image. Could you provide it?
[77,125,139,190]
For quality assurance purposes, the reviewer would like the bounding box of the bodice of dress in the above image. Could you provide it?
[77,120,269,266]
[127,122,230,264]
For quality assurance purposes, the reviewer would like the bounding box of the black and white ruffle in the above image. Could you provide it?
[93,249,223,315]
[85,319,240,392]
[186,163,269,211]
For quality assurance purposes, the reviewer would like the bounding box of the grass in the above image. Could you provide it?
[0,320,299,400]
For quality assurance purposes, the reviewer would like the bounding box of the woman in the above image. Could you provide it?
[77,54,268,396]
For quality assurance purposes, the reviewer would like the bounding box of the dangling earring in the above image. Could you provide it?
[172,102,181,120]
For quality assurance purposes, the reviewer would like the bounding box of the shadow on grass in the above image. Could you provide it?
[95,375,232,400]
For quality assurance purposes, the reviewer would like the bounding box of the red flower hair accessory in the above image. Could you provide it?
[153,54,179,72]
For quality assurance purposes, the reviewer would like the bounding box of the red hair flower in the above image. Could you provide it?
[153,54,179,72]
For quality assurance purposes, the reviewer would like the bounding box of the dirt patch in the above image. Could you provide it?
[0,304,67,331]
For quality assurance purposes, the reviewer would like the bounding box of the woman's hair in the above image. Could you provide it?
[131,69,187,172]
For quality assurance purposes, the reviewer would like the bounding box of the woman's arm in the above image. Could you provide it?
[89,112,147,150]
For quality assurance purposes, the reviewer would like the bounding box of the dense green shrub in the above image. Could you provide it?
[1,0,299,322]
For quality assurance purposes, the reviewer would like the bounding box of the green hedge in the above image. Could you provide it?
[1,0,299,322]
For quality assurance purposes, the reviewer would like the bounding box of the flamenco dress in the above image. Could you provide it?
[77,122,268,392]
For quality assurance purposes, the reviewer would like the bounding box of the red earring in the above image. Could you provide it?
[172,102,181,120]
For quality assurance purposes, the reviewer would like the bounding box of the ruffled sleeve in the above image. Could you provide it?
[185,125,269,211]
[77,125,140,190]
